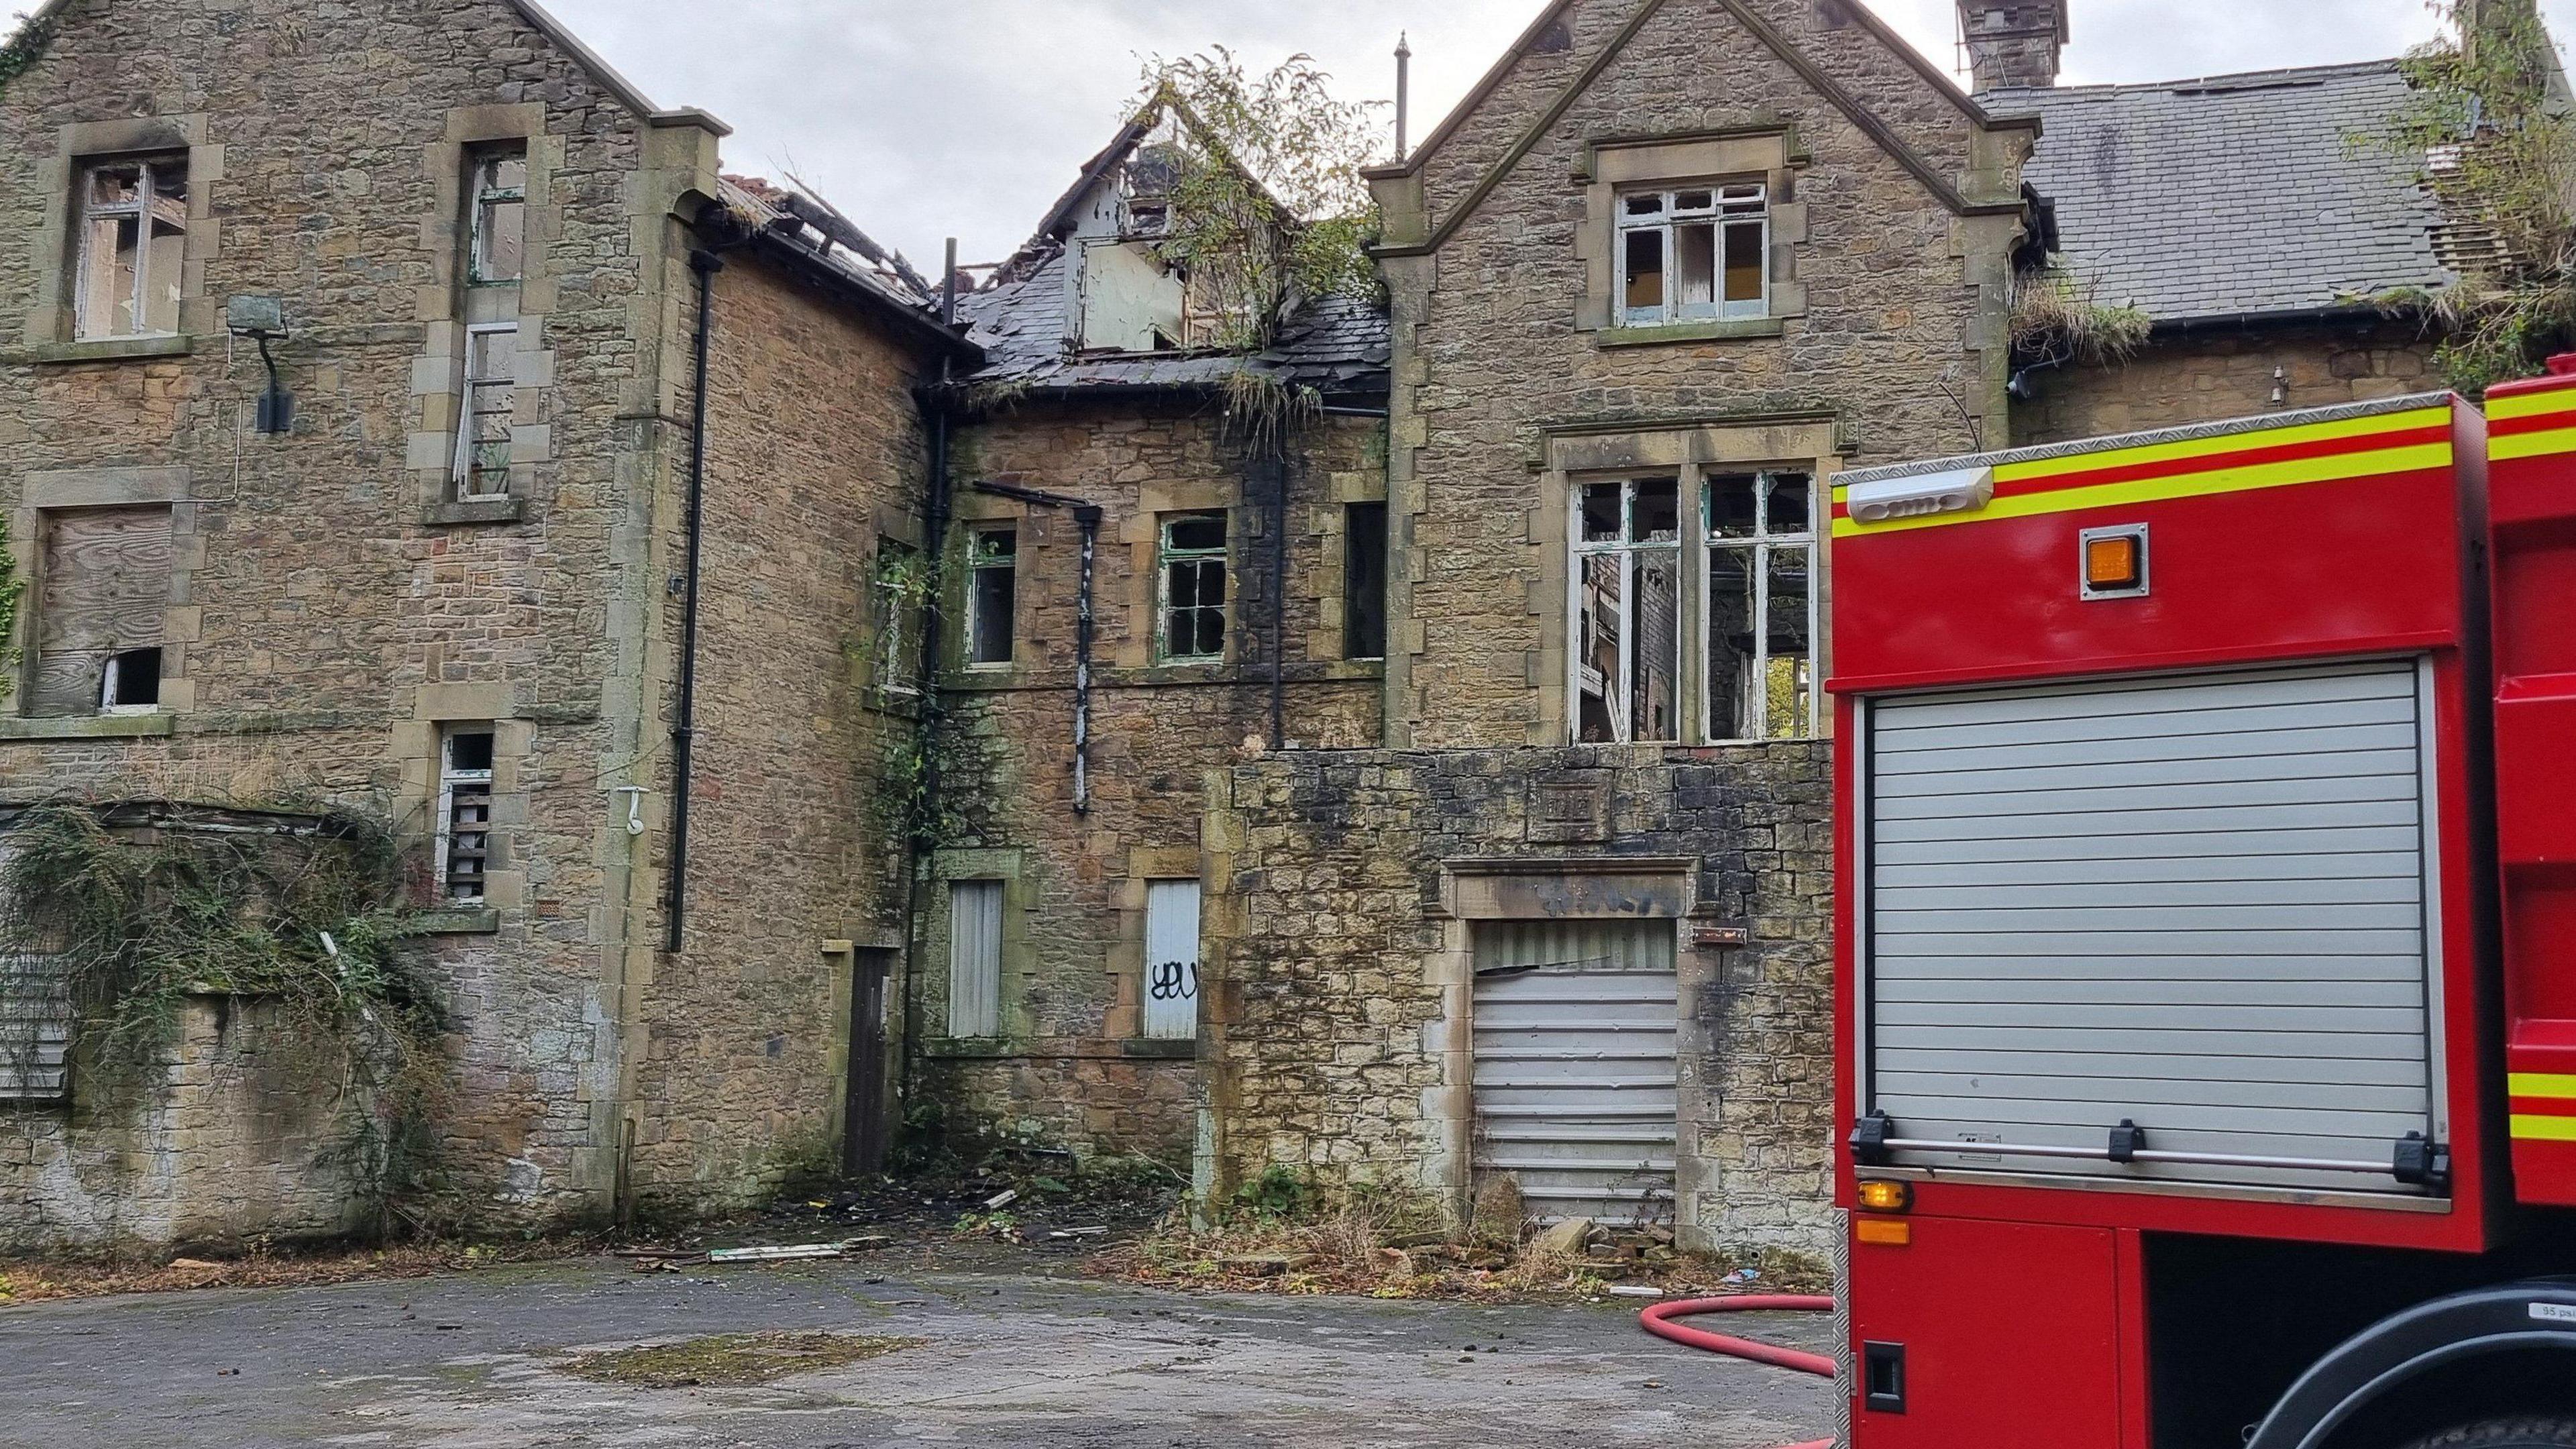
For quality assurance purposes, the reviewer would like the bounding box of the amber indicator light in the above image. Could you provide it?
[2085,534,2143,592]
[1856,1179,1914,1214]
[1856,1218,1913,1247]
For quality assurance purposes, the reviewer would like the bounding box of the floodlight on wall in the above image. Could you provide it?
[226,295,295,435]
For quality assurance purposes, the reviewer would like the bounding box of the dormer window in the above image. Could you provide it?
[1617,184,1769,327]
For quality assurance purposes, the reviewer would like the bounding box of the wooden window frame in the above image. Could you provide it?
[72,156,189,342]
[1702,471,1821,743]
[1156,511,1230,665]
[435,727,497,904]
[1614,182,1769,328]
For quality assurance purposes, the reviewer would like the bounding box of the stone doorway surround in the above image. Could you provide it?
[1424,855,1733,1243]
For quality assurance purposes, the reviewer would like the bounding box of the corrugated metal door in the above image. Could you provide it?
[1866,659,2438,1193]
[0,956,70,1103]
[1473,920,1679,1223]
[1143,879,1201,1040]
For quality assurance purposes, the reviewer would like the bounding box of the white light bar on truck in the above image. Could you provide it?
[1849,1113,2450,1187]
[1843,465,1994,526]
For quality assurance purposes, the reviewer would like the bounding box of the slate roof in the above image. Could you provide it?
[716,177,982,362]
[959,244,1391,399]
[1986,60,2455,322]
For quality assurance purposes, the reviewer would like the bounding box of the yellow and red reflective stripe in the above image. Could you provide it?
[2511,1073,2576,1141]
[1831,407,2454,538]
[2489,388,2576,461]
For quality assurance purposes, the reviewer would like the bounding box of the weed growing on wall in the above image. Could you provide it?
[2371,0,2576,392]
[0,12,54,101]
[2008,262,2152,368]
[0,801,453,1232]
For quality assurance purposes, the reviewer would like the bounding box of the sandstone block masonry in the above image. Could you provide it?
[1201,743,1836,1254]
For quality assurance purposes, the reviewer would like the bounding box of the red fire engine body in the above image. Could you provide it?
[1829,368,2576,1448]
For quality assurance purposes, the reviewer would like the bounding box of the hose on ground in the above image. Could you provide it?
[1639,1295,1837,1449]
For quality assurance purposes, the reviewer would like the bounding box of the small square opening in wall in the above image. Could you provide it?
[2080,525,2150,600]
[99,648,162,713]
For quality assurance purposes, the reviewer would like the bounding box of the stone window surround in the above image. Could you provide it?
[926,849,1034,1041]
[391,684,533,928]
[406,105,563,529]
[859,507,930,712]
[1305,469,1390,665]
[19,115,221,364]
[1574,125,1811,347]
[11,467,204,723]
[1532,417,1842,747]
[1104,845,1205,1045]
[1419,857,1731,1243]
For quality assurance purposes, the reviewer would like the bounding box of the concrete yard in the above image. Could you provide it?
[0,1256,1835,1448]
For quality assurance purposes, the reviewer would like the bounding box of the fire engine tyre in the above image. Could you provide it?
[2401,1422,2576,1449]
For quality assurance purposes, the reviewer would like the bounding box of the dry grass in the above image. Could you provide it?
[0,1238,592,1306]
[560,1332,924,1389]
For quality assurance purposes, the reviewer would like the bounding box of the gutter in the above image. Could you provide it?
[2147,303,2421,337]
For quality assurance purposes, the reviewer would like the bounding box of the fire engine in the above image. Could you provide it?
[1828,364,2576,1447]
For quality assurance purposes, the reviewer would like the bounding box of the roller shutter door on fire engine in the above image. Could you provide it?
[1864,659,2438,1195]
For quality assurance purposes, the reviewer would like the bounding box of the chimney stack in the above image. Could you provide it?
[1958,1,2069,93]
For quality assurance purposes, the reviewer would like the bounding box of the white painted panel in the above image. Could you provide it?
[1865,659,2439,1195]
[947,881,1003,1039]
[1144,879,1201,1042]
[1472,920,1679,1224]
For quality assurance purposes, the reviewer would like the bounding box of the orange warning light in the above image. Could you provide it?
[2085,534,2142,592]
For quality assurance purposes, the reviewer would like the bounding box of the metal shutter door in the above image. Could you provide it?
[1865,659,2438,1195]
[1473,921,1678,1223]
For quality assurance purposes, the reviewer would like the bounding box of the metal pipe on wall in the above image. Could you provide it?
[664,246,724,954]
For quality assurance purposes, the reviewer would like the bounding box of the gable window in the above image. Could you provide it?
[1158,512,1228,663]
[1571,479,1682,743]
[468,148,528,287]
[437,728,496,902]
[1617,184,1767,327]
[74,158,188,341]
[1706,472,1819,741]
[947,880,1004,1038]
[451,323,518,500]
[966,527,1018,667]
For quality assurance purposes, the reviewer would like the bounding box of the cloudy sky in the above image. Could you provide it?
[529,0,2576,270]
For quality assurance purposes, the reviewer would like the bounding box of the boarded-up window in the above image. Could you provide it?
[0,955,72,1104]
[32,507,173,718]
[948,881,1004,1038]
[1143,879,1201,1040]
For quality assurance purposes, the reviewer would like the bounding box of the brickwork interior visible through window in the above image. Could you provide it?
[1707,472,1819,741]
[1158,512,1228,663]
[468,148,527,287]
[437,728,496,902]
[1572,479,1681,743]
[74,157,187,341]
[1617,184,1767,327]
[452,323,517,500]
[966,527,1018,667]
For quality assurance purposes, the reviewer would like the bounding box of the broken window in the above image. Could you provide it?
[1706,472,1820,741]
[1572,479,1682,744]
[947,880,1004,1038]
[451,323,518,500]
[1343,501,1388,661]
[1159,512,1228,663]
[99,647,162,714]
[966,527,1018,667]
[1616,184,1768,327]
[74,157,187,341]
[30,507,173,720]
[468,148,528,287]
[437,727,496,903]
[872,538,926,702]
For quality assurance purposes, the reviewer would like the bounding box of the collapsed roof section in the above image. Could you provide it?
[711,176,983,364]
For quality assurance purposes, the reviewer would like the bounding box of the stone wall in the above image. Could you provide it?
[625,248,931,1211]
[2015,323,2445,445]
[919,402,1387,1161]
[1201,743,1835,1254]
[0,0,737,1239]
[2,997,376,1254]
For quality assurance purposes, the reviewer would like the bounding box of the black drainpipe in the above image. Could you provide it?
[900,241,963,1109]
[665,246,725,953]
[970,479,1104,814]
[1265,447,1289,752]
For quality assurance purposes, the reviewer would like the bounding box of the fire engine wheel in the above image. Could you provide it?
[2402,1421,2576,1449]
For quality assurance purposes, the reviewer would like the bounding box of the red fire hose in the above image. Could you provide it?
[1638,1295,1837,1449]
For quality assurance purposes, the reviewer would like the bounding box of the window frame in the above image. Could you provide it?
[98,647,163,716]
[72,155,189,342]
[450,321,519,501]
[466,147,529,288]
[435,727,498,904]
[1156,511,1230,665]
[1567,476,1685,745]
[1701,470,1822,744]
[1613,182,1770,329]
[964,524,1019,669]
